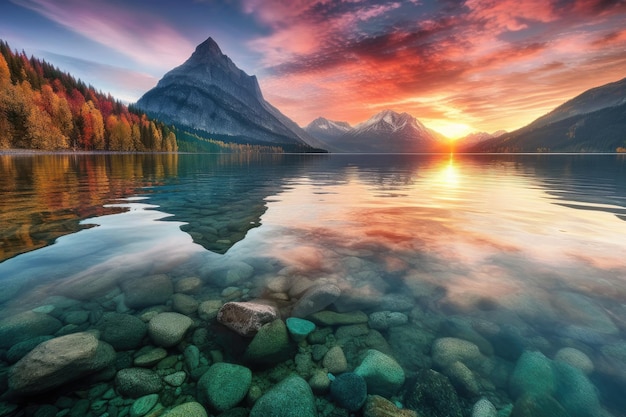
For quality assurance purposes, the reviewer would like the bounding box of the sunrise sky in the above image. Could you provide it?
[1,0,625,138]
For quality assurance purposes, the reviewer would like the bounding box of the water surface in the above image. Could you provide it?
[1,153,625,416]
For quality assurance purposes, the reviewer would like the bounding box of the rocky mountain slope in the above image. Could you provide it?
[136,38,321,151]
[469,77,626,153]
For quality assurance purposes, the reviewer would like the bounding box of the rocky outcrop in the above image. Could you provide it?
[136,37,319,150]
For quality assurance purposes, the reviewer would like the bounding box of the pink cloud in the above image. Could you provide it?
[246,0,626,133]
[11,0,195,71]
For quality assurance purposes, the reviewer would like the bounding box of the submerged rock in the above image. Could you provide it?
[148,312,193,348]
[431,337,486,370]
[510,393,570,417]
[121,274,173,309]
[472,398,497,417]
[309,310,368,326]
[115,368,163,398]
[286,317,316,342]
[198,363,252,412]
[0,311,62,349]
[364,395,418,417]
[554,347,594,375]
[243,319,292,364]
[404,369,463,417]
[330,372,367,411]
[162,401,208,417]
[97,312,147,351]
[323,346,348,374]
[249,374,317,417]
[8,332,115,395]
[291,284,341,318]
[217,301,278,337]
[354,349,405,397]
[368,311,408,330]
[509,351,556,399]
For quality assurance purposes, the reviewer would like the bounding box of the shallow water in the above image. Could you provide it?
[1,153,625,416]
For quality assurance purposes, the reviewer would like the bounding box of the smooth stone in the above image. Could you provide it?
[249,375,317,417]
[243,319,292,364]
[472,398,497,417]
[291,284,341,318]
[308,370,331,393]
[0,311,62,348]
[404,369,463,417]
[445,361,481,397]
[440,318,495,356]
[431,337,486,370]
[354,349,405,397]
[554,347,594,375]
[98,313,147,351]
[198,300,223,321]
[161,402,208,417]
[553,361,601,417]
[509,351,556,399]
[164,371,187,387]
[130,394,159,417]
[368,311,408,330]
[364,395,418,417]
[184,344,201,371]
[122,274,173,309]
[174,277,202,294]
[330,372,367,411]
[322,346,348,374]
[148,312,193,348]
[224,262,254,286]
[134,347,168,367]
[217,301,278,337]
[198,363,252,411]
[309,310,368,326]
[115,368,163,398]
[172,293,199,315]
[286,317,316,342]
[8,332,115,395]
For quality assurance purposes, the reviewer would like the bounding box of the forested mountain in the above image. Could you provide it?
[0,40,177,152]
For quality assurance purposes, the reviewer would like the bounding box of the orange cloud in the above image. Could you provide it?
[246,0,626,133]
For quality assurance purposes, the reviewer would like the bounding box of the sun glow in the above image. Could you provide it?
[424,120,473,140]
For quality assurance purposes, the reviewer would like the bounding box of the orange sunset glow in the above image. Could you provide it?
[1,0,625,137]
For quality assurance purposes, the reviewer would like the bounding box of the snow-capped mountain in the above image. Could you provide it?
[304,117,351,140]
[322,110,444,152]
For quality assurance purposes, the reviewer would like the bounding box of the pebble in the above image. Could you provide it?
[134,348,168,367]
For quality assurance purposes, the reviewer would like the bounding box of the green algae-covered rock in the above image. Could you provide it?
[244,319,292,364]
[250,374,317,417]
[198,363,252,411]
[509,351,556,399]
[354,349,405,396]
[162,402,208,417]
[286,317,315,342]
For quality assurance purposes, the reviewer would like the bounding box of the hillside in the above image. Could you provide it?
[0,40,176,152]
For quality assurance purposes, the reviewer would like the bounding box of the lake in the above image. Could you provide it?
[1,152,625,417]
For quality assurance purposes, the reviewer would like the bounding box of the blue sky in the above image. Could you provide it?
[1,0,625,137]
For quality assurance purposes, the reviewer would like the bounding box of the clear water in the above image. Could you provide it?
[1,153,625,416]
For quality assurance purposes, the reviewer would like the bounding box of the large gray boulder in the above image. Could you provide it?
[354,349,405,396]
[8,332,115,395]
[217,301,278,337]
[250,374,317,417]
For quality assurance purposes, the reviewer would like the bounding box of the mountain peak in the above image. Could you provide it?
[193,37,223,58]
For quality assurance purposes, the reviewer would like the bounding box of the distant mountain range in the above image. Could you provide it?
[304,110,446,152]
[467,77,626,152]
[135,38,323,152]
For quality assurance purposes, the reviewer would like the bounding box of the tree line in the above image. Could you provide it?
[0,40,177,152]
